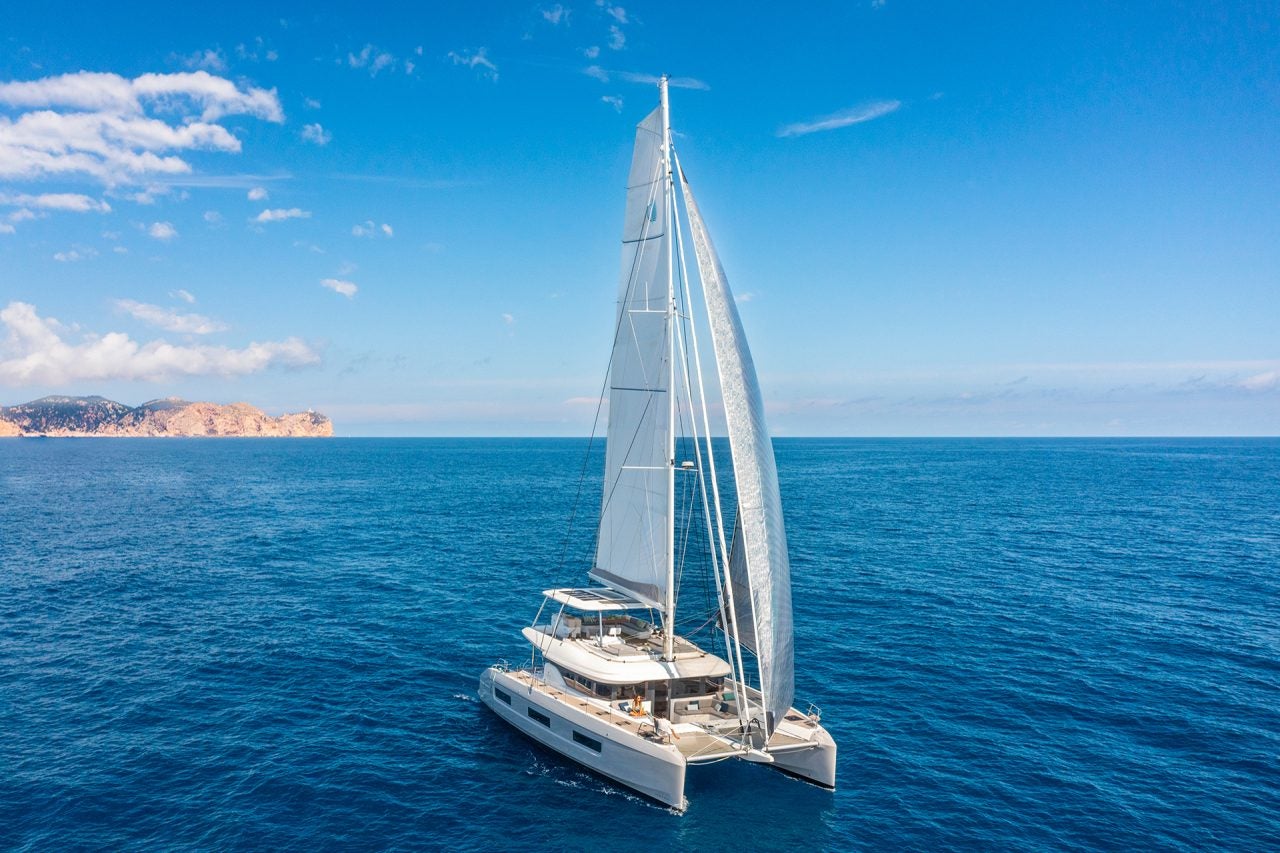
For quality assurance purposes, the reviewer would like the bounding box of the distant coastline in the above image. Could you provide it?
[0,396,332,438]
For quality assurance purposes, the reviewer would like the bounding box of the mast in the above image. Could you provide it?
[660,74,676,662]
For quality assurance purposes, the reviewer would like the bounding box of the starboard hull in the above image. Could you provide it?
[768,726,837,789]
[478,667,688,810]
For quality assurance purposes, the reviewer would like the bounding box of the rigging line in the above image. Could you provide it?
[557,133,666,576]
[673,152,754,728]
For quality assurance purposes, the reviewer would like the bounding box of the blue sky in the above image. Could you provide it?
[1,1,1276,435]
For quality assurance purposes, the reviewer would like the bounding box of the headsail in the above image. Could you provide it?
[679,168,795,731]
[590,106,673,610]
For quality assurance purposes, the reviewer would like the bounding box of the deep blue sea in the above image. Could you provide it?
[2,438,1278,850]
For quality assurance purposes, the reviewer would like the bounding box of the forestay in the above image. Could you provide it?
[590,106,673,610]
[679,168,795,732]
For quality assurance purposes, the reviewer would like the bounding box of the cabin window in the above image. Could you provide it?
[527,707,551,727]
[494,688,511,705]
[573,731,603,752]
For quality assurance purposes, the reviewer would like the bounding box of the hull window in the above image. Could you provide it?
[495,688,511,705]
[572,731,603,753]
[528,707,552,727]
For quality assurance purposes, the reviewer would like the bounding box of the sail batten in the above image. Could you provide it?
[590,106,673,612]
[680,173,795,732]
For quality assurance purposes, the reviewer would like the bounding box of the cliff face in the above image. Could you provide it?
[0,396,333,437]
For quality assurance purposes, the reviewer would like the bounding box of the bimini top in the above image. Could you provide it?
[543,587,651,612]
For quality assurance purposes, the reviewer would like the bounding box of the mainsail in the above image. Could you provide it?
[679,169,795,730]
[590,106,673,609]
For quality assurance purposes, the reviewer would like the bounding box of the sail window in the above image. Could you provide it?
[527,707,551,727]
[495,688,511,705]
[572,731,603,753]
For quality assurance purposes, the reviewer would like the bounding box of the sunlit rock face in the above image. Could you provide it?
[0,396,333,437]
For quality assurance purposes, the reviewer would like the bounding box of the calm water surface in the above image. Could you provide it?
[1,438,1277,850]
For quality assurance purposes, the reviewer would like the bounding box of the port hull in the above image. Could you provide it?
[478,667,687,809]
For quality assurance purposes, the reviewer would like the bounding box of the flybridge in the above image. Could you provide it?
[541,588,649,612]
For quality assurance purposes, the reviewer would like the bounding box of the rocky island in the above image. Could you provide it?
[0,396,333,437]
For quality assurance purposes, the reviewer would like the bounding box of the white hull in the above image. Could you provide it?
[479,667,687,809]
[768,724,837,789]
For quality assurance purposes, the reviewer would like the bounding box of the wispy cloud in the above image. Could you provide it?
[170,288,196,303]
[585,68,709,90]
[777,100,901,137]
[347,44,396,76]
[320,278,358,298]
[448,48,499,81]
[0,192,112,213]
[300,122,331,145]
[351,220,393,238]
[148,221,177,240]
[542,4,570,24]
[114,299,227,334]
[601,95,623,112]
[608,25,626,50]
[53,246,98,262]
[616,71,709,90]
[255,207,309,222]
[0,70,283,184]
[247,186,268,201]
[173,48,228,73]
[0,301,317,385]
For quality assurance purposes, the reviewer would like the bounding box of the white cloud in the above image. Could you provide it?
[0,70,283,122]
[320,278,358,298]
[1239,370,1278,391]
[602,95,623,112]
[0,223,13,234]
[175,48,228,72]
[148,221,177,240]
[0,192,111,213]
[114,299,227,334]
[9,208,36,223]
[501,312,515,326]
[203,210,222,224]
[255,207,309,222]
[171,288,196,303]
[0,70,283,184]
[53,247,98,262]
[777,100,902,137]
[304,97,321,109]
[0,301,318,385]
[542,4,570,24]
[301,122,331,145]
[348,44,396,76]
[583,46,601,59]
[235,37,277,64]
[448,48,499,81]
[351,220,393,238]
[121,184,174,205]
[247,186,268,201]
[608,25,626,50]
[584,65,610,82]
[599,2,629,24]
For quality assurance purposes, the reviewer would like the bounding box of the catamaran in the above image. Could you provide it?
[478,76,836,810]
